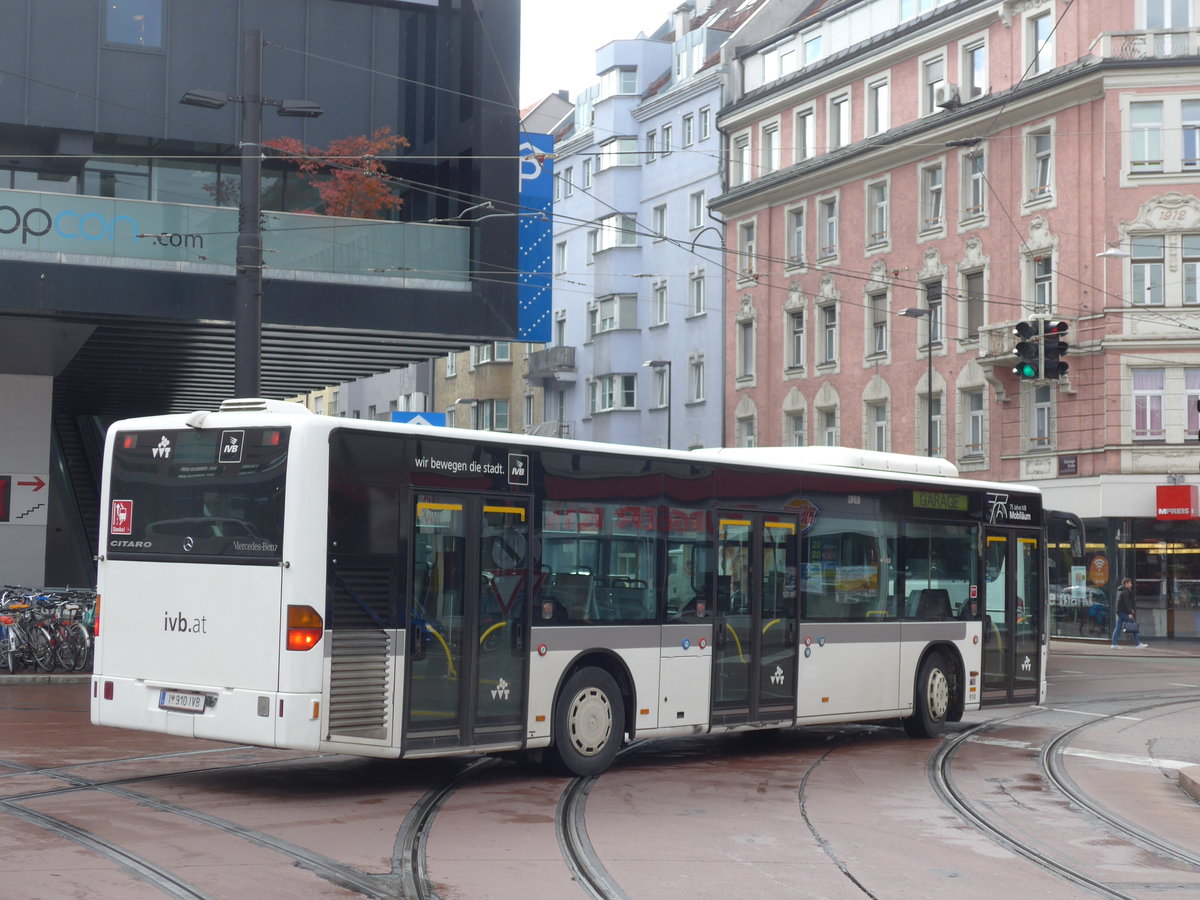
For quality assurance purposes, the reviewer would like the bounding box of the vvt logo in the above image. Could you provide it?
[491,677,511,701]
[152,436,172,459]
[770,665,785,686]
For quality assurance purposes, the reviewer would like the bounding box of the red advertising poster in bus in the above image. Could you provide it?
[111,500,133,535]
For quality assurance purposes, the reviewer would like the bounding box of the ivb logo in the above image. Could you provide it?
[152,436,172,459]
[508,453,529,486]
[219,430,244,464]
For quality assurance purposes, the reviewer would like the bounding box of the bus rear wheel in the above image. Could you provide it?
[549,667,624,776]
[903,653,951,738]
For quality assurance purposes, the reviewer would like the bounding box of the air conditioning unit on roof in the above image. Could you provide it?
[935,84,962,109]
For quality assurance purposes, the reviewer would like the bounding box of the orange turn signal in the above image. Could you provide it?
[286,604,324,651]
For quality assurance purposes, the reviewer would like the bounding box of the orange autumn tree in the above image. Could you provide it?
[264,127,411,219]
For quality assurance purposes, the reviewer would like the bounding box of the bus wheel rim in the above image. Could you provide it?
[928,668,949,721]
[568,687,612,757]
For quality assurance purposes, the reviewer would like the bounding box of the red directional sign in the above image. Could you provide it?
[1,473,49,525]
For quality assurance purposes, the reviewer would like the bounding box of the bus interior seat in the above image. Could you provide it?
[553,573,592,621]
[917,589,952,620]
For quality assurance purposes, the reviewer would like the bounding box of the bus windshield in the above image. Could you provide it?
[106,427,289,562]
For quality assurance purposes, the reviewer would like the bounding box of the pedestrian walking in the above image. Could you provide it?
[1111,577,1148,648]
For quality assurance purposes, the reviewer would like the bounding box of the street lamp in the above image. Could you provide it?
[898,308,935,457]
[180,29,323,398]
[643,359,672,449]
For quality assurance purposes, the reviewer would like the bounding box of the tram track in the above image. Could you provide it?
[929,694,1200,900]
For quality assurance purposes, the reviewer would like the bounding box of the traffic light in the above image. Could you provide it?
[1012,321,1040,379]
[1042,320,1069,379]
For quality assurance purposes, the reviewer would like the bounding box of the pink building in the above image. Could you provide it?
[712,0,1200,639]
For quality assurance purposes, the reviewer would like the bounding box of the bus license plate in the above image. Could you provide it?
[159,689,206,713]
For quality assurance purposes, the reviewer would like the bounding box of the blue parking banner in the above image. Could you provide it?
[517,133,553,342]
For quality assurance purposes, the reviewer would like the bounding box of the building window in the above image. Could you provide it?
[554,312,567,347]
[818,197,838,259]
[591,374,637,413]
[589,297,616,335]
[689,358,705,402]
[1033,254,1053,312]
[597,214,638,250]
[105,0,163,48]
[787,411,805,446]
[689,268,706,315]
[966,390,985,457]
[821,408,838,446]
[652,203,667,239]
[1031,385,1051,449]
[737,320,755,378]
[1131,236,1164,305]
[820,304,838,365]
[761,123,780,174]
[870,402,887,452]
[1188,369,1200,437]
[1028,9,1054,75]
[562,167,573,197]
[788,308,805,369]
[495,341,510,361]
[699,107,711,140]
[796,109,815,162]
[581,158,593,188]
[829,94,850,149]
[738,220,757,278]
[683,114,695,147]
[963,150,986,221]
[1185,234,1200,304]
[922,55,945,115]
[737,414,757,448]
[921,163,944,231]
[868,292,888,356]
[964,39,987,99]
[689,191,705,230]
[446,352,457,377]
[652,367,669,407]
[598,137,638,170]
[600,66,638,97]
[1133,368,1165,439]
[646,130,657,162]
[661,123,673,156]
[471,343,491,366]
[924,281,943,345]
[653,280,668,325]
[866,77,890,136]
[477,399,510,432]
[787,206,805,266]
[1131,101,1164,172]
[554,240,568,274]
[867,181,889,247]
[732,134,752,185]
[964,271,985,339]
[1028,129,1053,201]
[586,229,598,264]
[1184,100,1200,168]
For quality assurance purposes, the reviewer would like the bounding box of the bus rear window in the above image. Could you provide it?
[107,428,288,563]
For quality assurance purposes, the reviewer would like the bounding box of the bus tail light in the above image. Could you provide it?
[92,595,100,637]
[286,605,324,651]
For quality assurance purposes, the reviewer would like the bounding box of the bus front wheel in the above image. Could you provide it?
[903,653,951,738]
[549,667,624,776]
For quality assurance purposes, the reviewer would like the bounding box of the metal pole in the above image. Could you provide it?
[235,29,264,398]
[666,362,672,450]
[926,338,933,457]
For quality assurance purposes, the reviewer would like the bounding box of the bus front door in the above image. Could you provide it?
[982,529,1042,705]
[405,494,530,752]
[712,514,799,726]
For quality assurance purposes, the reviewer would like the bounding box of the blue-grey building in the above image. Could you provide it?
[525,0,771,450]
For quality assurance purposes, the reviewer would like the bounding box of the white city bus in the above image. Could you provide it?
[91,399,1048,775]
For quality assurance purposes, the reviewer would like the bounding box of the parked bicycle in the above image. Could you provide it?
[1,587,96,674]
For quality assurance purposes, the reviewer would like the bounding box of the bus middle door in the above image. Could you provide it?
[405,494,530,753]
[711,514,799,726]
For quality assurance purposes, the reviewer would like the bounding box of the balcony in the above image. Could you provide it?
[1092,28,1200,60]
[525,345,577,382]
